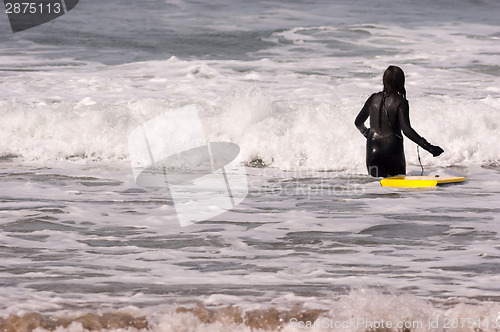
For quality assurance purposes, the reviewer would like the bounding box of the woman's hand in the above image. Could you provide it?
[421,140,444,157]
[429,145,444,157]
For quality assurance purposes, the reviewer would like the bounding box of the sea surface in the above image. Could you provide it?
[1,0,500,331]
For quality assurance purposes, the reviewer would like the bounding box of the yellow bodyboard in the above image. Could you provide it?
[380,175,466,188]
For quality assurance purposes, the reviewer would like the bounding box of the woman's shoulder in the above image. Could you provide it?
[387,92,408,107]
[368,91,383,103]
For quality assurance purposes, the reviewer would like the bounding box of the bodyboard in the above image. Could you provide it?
[380,175,466,188]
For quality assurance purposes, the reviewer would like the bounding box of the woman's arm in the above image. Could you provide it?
[398,100,444,156]
[355,95,372,138]
[398,100,426,145]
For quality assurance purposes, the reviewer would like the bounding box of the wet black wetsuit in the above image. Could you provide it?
[355,92,433,177]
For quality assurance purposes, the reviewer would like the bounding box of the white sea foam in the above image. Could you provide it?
[0,58,499,170]
[2,290,500,332]
[1,22,499,169]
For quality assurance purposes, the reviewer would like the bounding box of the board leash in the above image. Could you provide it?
[417,146,424,176]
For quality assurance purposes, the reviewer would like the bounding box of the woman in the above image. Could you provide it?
[355,66,443,177]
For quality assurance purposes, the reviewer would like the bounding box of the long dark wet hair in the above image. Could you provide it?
[383,65,406,99]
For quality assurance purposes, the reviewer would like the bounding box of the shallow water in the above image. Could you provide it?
[1,162,500,331]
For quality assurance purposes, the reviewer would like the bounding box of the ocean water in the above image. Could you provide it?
[1,0,500,331]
